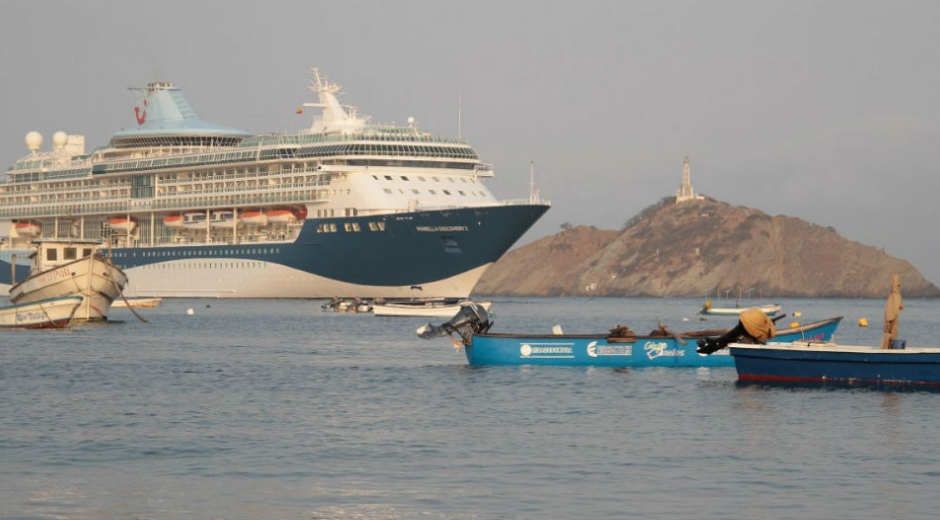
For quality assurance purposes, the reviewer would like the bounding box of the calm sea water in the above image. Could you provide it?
[2,297,940,520]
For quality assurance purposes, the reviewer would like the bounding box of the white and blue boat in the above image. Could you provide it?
[417,304,843,367]
[728,341,940,387]
[0,68,549,299]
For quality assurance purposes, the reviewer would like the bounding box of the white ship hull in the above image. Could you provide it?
[106,261,493,299]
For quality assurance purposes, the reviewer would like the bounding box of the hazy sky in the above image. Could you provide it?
[3,1,939,286]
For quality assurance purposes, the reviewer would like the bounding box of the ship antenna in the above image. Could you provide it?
[528,161,541,204]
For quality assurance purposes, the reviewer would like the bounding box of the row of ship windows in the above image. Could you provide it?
[112,248,281,259]
[384,188,485,197]
[317,222,386,233]
[374,174,476,184]
[135,261,267,270]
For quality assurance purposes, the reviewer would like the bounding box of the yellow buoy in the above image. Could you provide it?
[789,321,800,328]
[858,317,869,327]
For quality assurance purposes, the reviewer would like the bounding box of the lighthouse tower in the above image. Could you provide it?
[676,157,703,203]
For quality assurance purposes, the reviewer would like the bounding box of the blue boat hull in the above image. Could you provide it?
[730,344,940,386]
[464,317,842,367]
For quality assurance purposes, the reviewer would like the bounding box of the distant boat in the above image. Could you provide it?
[112,297,162,309]
[321,297,372,313]
[9,238,129,321]
[700,302,782,316]
[417,303,842,367]
[374,299,491,318]
[0,295,83,329]
[728,341,940,387]
[108,216,137,233]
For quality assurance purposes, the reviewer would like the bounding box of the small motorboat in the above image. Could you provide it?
[111,297,163,309]
[728,341,940,387]
[699,302,782,316]
[373,299,492,318]
[417,304,842,367]
[0,295,84,329]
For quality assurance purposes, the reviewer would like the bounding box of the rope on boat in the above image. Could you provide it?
[108,274,147,323]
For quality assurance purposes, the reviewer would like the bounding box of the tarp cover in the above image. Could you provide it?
[739,307,776,343]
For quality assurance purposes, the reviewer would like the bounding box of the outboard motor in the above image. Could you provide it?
[416,302,493,346]
[697,307,779,355]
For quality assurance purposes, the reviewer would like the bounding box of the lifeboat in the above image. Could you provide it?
[15,220,41,235]
[210,210,242,229]
[268,209,298,224]
[182,212,208,230]
[108,216,137,233]
[241,210,269,226]
[163,214,183,228]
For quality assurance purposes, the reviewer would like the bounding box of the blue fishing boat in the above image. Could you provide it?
[728,342,940,387]
[722,275,938,387]
[417,304,842,367]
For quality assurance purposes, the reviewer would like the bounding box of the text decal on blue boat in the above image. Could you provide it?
[587,341,633,357]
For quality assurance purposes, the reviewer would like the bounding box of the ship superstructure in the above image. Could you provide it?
[0,68,550,298]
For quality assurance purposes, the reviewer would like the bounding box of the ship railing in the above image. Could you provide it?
[156,164,327,185]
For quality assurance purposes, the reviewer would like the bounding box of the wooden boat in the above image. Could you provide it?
[0,295,83,329]
[416,303,842,367]
[700,302,782,316]
[14,220,41,235]
[112,297,162,309]
[9,238,129,322]
[241,210,269,226]
[108,216,137,233]
[267,209,298,224]
[374,299,491,318]
[162,214,184,228]
[728,341,940,387]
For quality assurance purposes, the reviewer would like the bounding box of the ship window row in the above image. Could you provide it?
[114,248,280,259]
[375,174,476,184]
[384,187,486,197]
[136,261,265,270]
[317,222,384,233]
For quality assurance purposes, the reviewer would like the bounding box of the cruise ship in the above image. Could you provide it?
[0,68,550,299]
